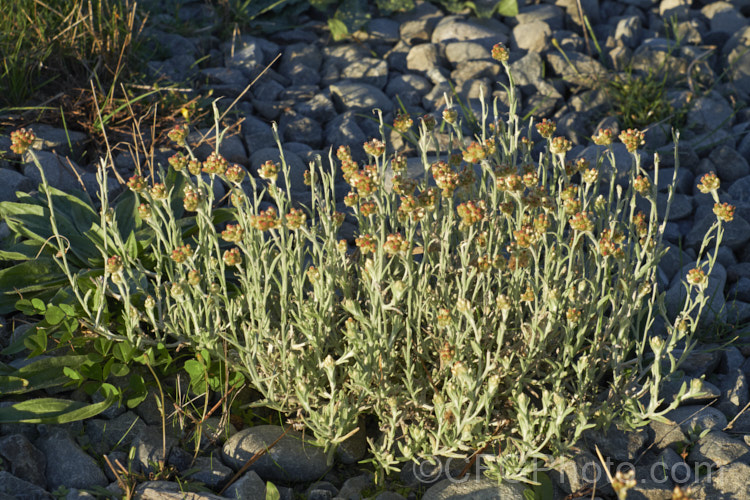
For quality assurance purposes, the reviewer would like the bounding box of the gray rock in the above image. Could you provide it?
[250,147,307,193]
[223,471,266,499]
[336,472,374,498]
[720,347,746,373]
[243,115,276,152]
[687,93,735,132]
[325,113,367,162]
[134,480,226,500]
[0,168,34,202]
[547,51,607,88]
[361,18,400,44]
[188,130,247,166]
[686,211,750,251]
[385,74,431,107]
[335,423,367,465]
[28,124,88,163]
[665,405,729,434]
[36,428,108,490]
[716,369,750,417]
[512,21,551,53]
[450,60,500,86]
[659,0,691,20]
[0,471,52,500]
[659,375,721,406]
[0,434,46,487]
[584,426,649,462]
[665,259,727,324]
[703,2,746,35]
[85,411,149,455]
[549,449,607,494]
[341,58,389,89]
[687,430,750,467]
[406,43,444,73]
[22,151,87,193]
[295,92,337,124]
[280,113,323,149]
[615,16,643,48]
[221,425,329,482]
[444,42,491,64]
[146,54,196,83]
[516,4,565,30]
[187,454,233,489]
[431,16,509,50]
[421,477,528,500]
[129,426,178,475]
[690,461,750,498]
[329,82,394,114]
[712,146,750,185]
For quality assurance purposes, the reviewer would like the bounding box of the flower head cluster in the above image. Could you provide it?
[171,244,193,264]
[348,167,378,197]
[188,159,202,176]
[383,233,409,255]
[619,128,645,153]
[391,154,408,174]
[421,114,437,131]
[225,164,246,184]
[258,160,279,182]
[10,128,36,155]
[456,200,486,227]
[150,183,168,201]
[187,269,201,286]
[393,113,413,134]
[599,229,625,258]
[364,138,386,157]
[442,108,458,124]
[392,174,417,196]
[536,119,556,139]
[569,212,594,232]
[202,152,228,176]
[285,207,307,230]
[183,186,203,211]
[592,128,614,146]
[633,175,651,196]
[168,152,188,172]
[355,234,377,255]
[359,202,377,217]
[550,136,572,155]
[223,247,242,266]
[127,175,148,192]
[491,43,509,63]
[106,255,123,274]
[249,206,281,231]
[713,202,735,222]
[167,124,189,147]
[496,173,524,193]
[686,268,707,287]
[432,161,460,197]
[221,223,244,243]
[463,142,486,164]
[697,172,720,194]
[138,203,151,220]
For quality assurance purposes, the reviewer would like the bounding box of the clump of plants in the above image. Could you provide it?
[2,45,731,483]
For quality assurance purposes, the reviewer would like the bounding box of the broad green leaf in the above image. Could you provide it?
[0,384,117,424]
[495,0,518,17]
[265,482,281,500]
[0,239,45,261]
[126,374,147,408]
[0,260,68,314]
[31,298,46,313]
[110,363,130,378]
[0,376,29,393]
[327,17,349,41]
[44,305,66,325]
[1,355,91,394]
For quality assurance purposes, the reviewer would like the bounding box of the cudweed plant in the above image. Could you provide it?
[10,44,730,483]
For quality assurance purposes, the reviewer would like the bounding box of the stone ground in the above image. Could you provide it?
[3,0,750,498]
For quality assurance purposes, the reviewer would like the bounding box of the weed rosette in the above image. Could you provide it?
[0,49,732,485]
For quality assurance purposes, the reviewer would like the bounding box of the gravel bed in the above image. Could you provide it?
[2,0,750,498]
